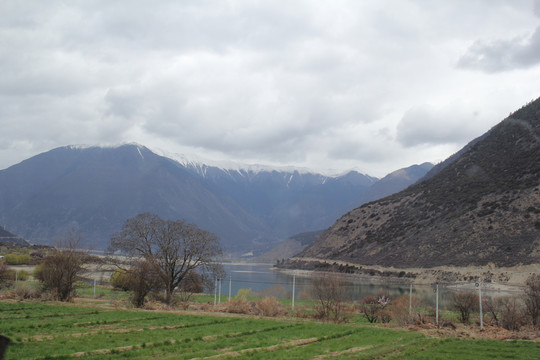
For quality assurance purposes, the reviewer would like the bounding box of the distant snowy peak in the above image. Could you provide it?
[155,149,374,180]
[64,143,376,181]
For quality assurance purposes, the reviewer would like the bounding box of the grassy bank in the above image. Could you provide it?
[0,301,538,359]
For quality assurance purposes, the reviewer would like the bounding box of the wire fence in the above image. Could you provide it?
[206,273,516,307]
[79,262,525,326]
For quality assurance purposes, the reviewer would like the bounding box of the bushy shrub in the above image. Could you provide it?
[255,297,287,317]
[311,271,347,322]
[110,269,131,291]
[500,297,525,331]
[377,309,392,323]
[35,242,89,302]
[3,253,30,265]
[390,295,423,326]
[236,288,252,298]
[358,296,380,323]
[13,284,41,299]
[251,285,290,299]
[450,290,478,324]
[0,263,15,289]
[177,270,205,307]
[16,270,29,281]
[224,298,254,314]
[128,261,161,308]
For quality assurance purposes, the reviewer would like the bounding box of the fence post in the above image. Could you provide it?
[436,283,439,325]
[93,278,96,298]
[218,278,222,304]
[228,276,232,302]
[477,282,483,329]
[213,278,217,308]
[291,273,296,310]
[409,284,412,315]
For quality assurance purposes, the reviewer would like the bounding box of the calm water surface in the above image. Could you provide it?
[217,263,502,308]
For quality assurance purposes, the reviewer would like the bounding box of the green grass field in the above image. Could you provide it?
[1,301,539,359]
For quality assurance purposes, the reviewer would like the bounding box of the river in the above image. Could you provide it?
[218,263,508,308]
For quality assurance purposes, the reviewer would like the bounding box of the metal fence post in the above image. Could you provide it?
[218,279,222,304]
[409,284,412,315]
[291,273,296,310]
[213,278,217,308]
[436,283,439,325]
[477,282,483,329]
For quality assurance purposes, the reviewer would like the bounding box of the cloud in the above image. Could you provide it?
[396,103,487,147]
[458,1,540,72]
[458,26,540,72]
[0,1,539,177]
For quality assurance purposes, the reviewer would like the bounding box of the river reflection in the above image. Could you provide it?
[218,263,495,308]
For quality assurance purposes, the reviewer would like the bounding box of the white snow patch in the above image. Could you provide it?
[137,147,144,160]
[64,143,375,180]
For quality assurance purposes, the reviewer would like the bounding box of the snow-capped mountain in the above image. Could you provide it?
[0,144,431,252]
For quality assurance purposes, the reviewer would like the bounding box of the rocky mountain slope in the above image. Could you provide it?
[0,145,431,251]
[297,98,540,267]
[0,227,29,246]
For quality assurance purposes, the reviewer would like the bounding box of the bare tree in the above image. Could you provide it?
[483,296,502,325]
[311,271,347,322]
[127,260,161,307]
[109,213,224,305]
[359,296,380,323]
[524,273,540,328]
[500,297,525,331]
[110,260,161,307]
[450,290,479,324]
[35,235,89,301]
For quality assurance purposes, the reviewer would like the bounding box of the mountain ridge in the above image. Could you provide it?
[296,97,540,267]
[0,145,432,252]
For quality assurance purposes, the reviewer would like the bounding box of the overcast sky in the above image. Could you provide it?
[2,0,540,177]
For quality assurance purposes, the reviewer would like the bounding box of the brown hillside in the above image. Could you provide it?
[298,98,540,267]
